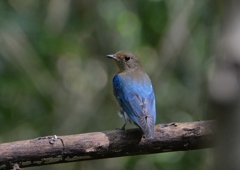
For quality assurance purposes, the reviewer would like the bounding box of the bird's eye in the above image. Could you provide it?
[124,56,130,61]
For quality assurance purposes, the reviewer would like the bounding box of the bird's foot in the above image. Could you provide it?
[116,127,125,130]
[116,123,127,131]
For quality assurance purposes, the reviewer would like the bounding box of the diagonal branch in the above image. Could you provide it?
[0,121,215,169]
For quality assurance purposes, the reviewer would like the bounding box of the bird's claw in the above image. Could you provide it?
[116,123,127,131]
[116,127,125,130]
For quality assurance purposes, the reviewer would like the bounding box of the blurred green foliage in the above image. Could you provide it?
[0,0,221,169]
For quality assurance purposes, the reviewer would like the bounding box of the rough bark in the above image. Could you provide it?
[0,121,214,169]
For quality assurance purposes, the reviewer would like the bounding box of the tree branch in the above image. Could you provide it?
[0,121,214,169]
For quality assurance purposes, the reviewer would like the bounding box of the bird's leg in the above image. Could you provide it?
[116,108,127,130]
[120,123,127,130]
[116,123,127,130]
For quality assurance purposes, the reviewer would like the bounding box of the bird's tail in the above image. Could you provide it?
[138,115,155,139]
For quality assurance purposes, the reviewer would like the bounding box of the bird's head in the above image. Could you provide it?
[107,51,142,73]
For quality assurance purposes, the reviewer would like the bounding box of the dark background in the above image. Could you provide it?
[0,1,221,169]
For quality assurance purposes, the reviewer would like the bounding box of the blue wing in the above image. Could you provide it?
[113,72,156,138]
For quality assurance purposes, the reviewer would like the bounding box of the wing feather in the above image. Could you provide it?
[113,73,156,138]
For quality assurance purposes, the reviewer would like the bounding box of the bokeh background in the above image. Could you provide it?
[0,0,221,169]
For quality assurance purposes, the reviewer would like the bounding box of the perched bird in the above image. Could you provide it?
[107,50,156,139]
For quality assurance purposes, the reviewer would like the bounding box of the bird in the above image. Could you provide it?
[107,50,156,139]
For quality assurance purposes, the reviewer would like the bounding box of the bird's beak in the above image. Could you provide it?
[107,54,117,60]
